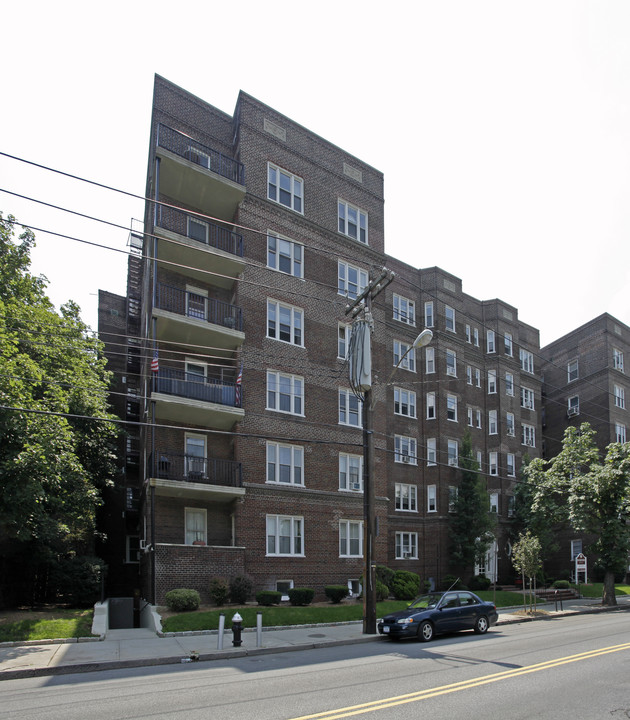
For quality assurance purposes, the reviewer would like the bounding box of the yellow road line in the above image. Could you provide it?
[289,642,630,720]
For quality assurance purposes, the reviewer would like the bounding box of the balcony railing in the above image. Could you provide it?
[153,369,243,408]
[157,124,245,186]
[152,451,242,487]
[155,204,243,257]
[156,283,243,332]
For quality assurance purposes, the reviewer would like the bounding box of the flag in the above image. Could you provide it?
[151,349,159,373]
[235,364,242,406]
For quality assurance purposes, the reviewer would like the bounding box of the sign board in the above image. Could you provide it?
[575,553,587,584]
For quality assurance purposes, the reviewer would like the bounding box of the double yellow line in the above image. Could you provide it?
[289,642,630,719]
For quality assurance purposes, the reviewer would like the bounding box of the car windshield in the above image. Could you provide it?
[408,594,442,610]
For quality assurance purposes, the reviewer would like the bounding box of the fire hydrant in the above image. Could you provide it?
[232,612,243,647]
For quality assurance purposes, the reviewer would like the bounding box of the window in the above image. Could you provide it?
[570,539,582,561]
[504,332,513,356]
[448,439,458,466]
[476,409,482,428]
[338,261,368,300]
[339,389,362,427]
[267,300,303,346]
[186,359,207,382]
[567,359,579,383]
[395,435,417,464]
[268,163,303,213]
[521,387,535,410]
[466,365,473,385]
[267,442,304,485]
[445,306,455,332]
[339,520,363,557]
[339,453,363,492]
[185,508,206,545]
[396,483,417,511]
[473,328,479,347]
[489,410,498,435]
[267,371,304,415]
[426,392,436,419]
[276,580,294,601]
[467,407,474,427]
[393,294,415,325]
[614,348,624,372]
[507,453,516,477]
[475,368,482,388]
[446,394,458,422]
[448,486,458,512]
[487,370,497,394]
[186,285,207,320]
[489,453,498,476]
[487,330,496,353]
[505,372,514,396]
[395,532,418,559]
[125,535,140,564]
[507,495,516,517]
[427,438,437,465]
[267,233,303,278]
[425,347,435,374]
[424,301,434,328]
[267,515,303,556]
[185,434,206,478]
[338,324,350,359]
[427,485,437,512]
[188,216,209,244]
[465,324,471,343]
[338,200,367,244]
[489,492,499,512]
[522,424,536,447]
[614,384,626,409]
[616,423,627,443]
[394,340,416,372]
[394,387,416,417]
[446,349,457,376]
[568,395,580,416]
[520,349,534,374]
[506,412,515,436]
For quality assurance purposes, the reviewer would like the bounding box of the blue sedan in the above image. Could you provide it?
[378,590,498,642]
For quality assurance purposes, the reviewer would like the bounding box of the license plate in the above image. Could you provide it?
[383,626,390,633]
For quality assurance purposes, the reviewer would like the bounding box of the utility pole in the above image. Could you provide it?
[346,269,394,634]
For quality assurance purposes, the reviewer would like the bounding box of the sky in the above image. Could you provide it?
[1,0,629,348]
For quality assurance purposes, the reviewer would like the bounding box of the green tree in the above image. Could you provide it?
[526,423,630,606]
[0,214,119,606]
[449,433,496,581]
[512,531,542,613]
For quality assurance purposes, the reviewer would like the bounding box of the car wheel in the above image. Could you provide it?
[474,615,489,634]
[418,620,434,642]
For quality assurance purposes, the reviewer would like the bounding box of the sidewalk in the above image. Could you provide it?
[2,596,629,681]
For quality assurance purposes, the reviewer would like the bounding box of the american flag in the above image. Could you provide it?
[235,364,242,406]
[151,349,159,373]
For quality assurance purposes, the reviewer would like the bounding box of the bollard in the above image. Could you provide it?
[256,611,263,647]
[232,612,243,647]
[217,612,225,650]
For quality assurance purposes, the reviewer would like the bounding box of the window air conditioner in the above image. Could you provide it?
[402,455,410,463]
[351,482,362,491]
[567,407,579,417]
[139,539,146,550]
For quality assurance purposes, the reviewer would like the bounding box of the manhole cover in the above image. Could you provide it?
[308,633,327,638]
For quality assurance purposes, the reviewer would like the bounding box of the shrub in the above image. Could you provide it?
[256,590,282,606]
[391,570,421,600]
[552,579,570,589]
[51,555,106,607]
[208,578,229,606]
[469,574,492,591]
[229,575,253,604]
[376,565,395,589]
[287,588,315,606]
[165,588,201,612]
[325,585,349,604]
[440,574,465,590]
[376,580,390,601]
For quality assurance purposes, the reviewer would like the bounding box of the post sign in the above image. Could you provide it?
[575,553,587,584]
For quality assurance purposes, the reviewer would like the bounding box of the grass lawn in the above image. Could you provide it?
[0,608,94,642]
[572,583,630,598]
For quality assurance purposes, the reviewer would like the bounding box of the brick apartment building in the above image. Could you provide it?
[98,75,547,605]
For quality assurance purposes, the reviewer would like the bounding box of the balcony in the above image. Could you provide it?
[154,205,244,289]
[154,283,244,353]
[151,369,244,429]
[150,451,244,502]
[156,124,245,222]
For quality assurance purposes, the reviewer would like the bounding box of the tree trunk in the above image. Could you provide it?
[602,570,617,606]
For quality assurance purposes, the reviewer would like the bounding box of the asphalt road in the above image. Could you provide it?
[2,612,630,719]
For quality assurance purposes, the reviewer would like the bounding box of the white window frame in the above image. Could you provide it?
[267,299,303,346]
[268,162,303,213]
[267,515,304,556]
[505,372,514,396]
[338,261,368,300]
[395,483,418,512]
[267,370,304,416]
[467,407,474,427]
[613,348,624,372]
[476,409,482,429]
[393,294,415,325]
[395,531,418,559]
[446,394,458,422]
[521,386,535,410]
[616,423,627,443]
[446,349,457,376]
[489,410,498,435]
[185,507,207,545]
[394,340,416,372]
[507,412,515,436]
[338,200,368,244]
[395,435,418,465]
[614,384,626,409]
[424,301,434,328]
[489,491,499,512]
[567,359,579,383]
[466,365,473,385]
[338,323,350,359]
[487,330,496,353]
[394,387,417,418]
[449,486,458,512]
[339,388,363,427]
[267,232,303,278]
[522,424,536,447]
[266,442,304,486]
[427,485,437,513]
[473,328,479,347]
[425,347,435,374]
[185,433,207,478]
[520,349,534,374]
[186,285,207,320]
[507,453,516,477]
[568,395,580,416]
[426,392,436,420]
[475,368,482,388]
[427,438,437,465]
[504,332,513,356]
[339,520,363,557]
[445,305,455,333]
[489,452,498,476]
[448,439,458,466]
[465,324,472,343]
[570,539,583,561]
[488,370,497,394]
[339,453,363,492]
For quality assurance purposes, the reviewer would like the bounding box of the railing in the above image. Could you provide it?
[152,451,242,487]
[155,283,243,332]
[153,368,243,408]
[155,204,243,257]
[157,123,245,186]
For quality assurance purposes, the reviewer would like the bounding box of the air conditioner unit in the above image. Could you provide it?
[402,455,410,464]
[567,407,579,417]
[139,539,146,550]
[351,482,362,491]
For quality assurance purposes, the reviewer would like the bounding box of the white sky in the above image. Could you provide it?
[2,0,629,347]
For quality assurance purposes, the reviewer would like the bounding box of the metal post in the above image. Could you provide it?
[217,612,225,650]
[256,612,263,647]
